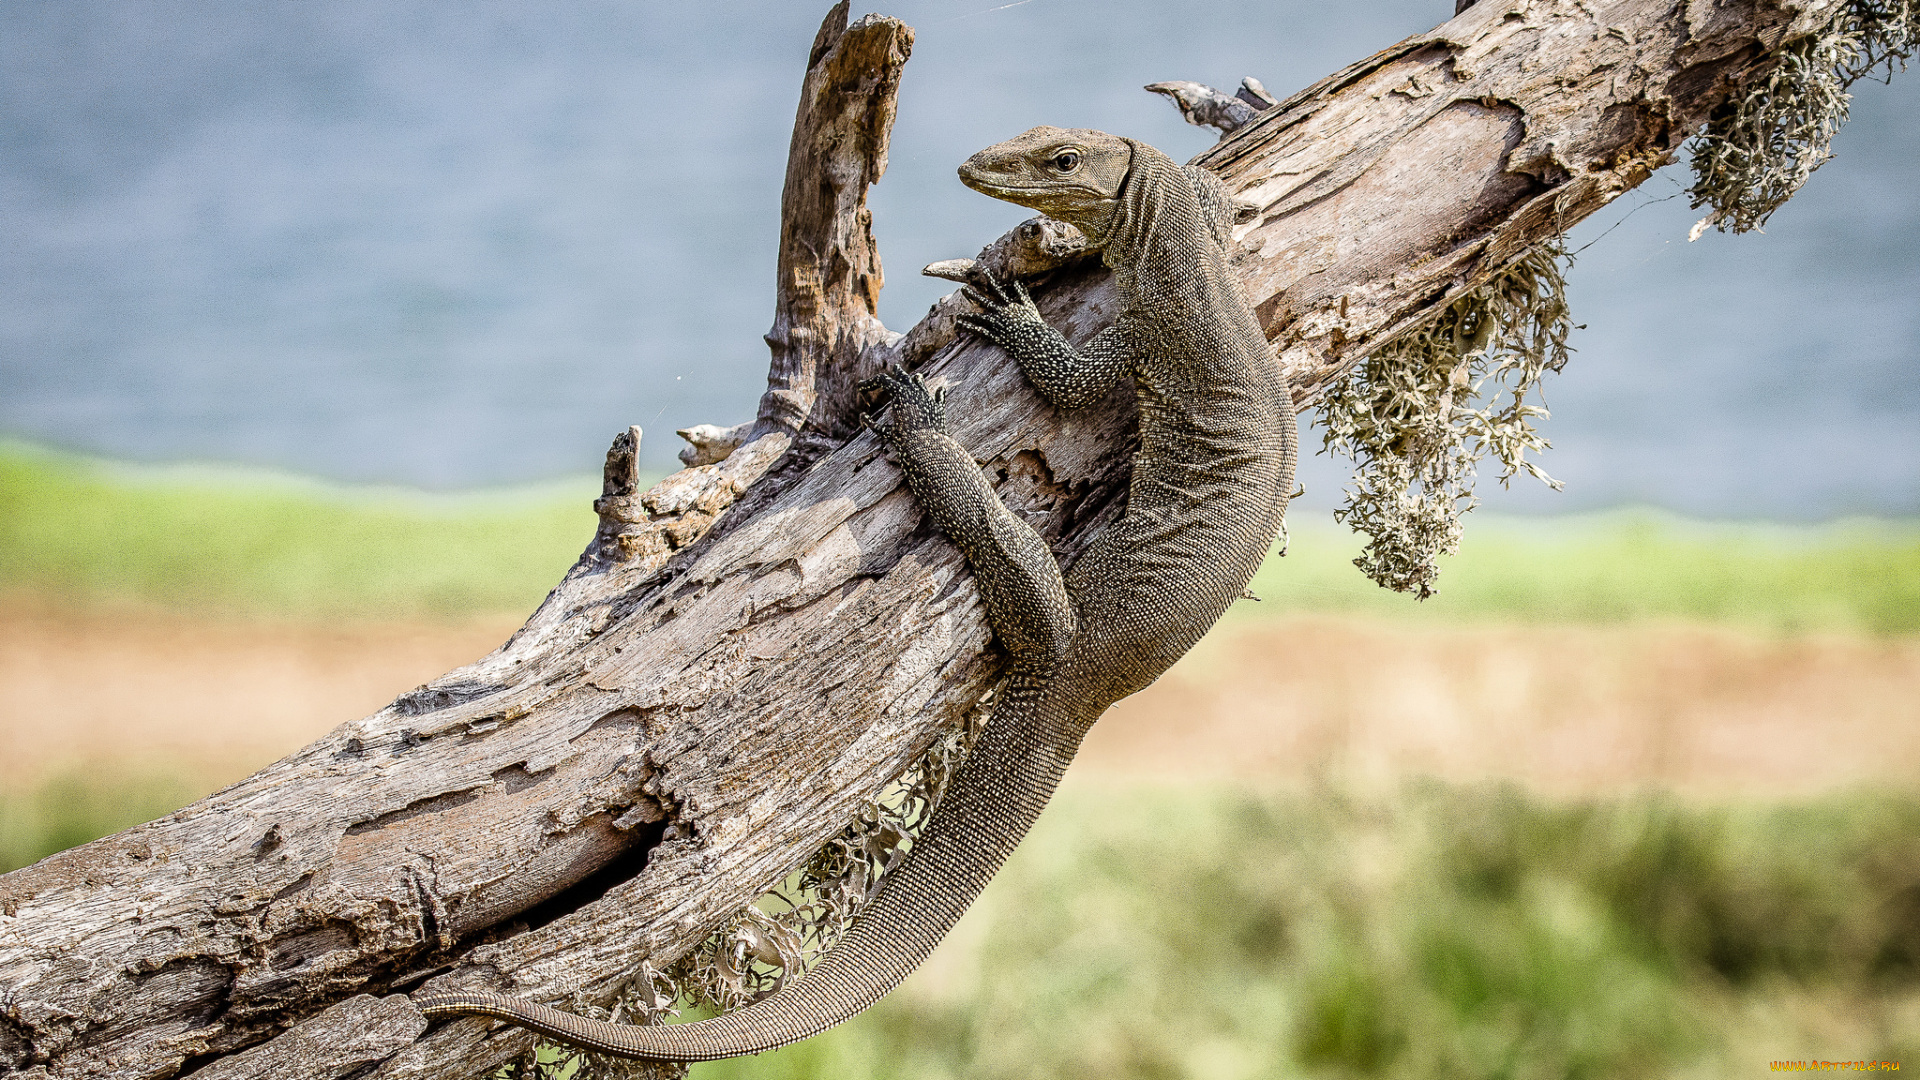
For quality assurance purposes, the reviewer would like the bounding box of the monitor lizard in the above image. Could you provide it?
[415,126,1298,1061]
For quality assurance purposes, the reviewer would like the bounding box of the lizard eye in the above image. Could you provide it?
[1052,150,1081,172]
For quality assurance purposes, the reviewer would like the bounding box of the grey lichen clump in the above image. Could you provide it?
[494,967,683,1080]
[505,706,987,1080]
[1318,241,1573,598]
[1689,0,1916,236]
[663,710,980,1015]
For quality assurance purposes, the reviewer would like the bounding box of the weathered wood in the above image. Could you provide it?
[1200,0,1839,402]
[1144,78,1274,134]
[754,1,912,446]
[188,996,425,1080]
[0,1,1859,1077]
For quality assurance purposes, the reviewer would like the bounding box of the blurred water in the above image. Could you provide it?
[1,0,1914,515]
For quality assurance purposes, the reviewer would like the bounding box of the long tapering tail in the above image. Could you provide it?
[415,678,1089,1061]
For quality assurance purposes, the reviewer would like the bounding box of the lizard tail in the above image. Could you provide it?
[415,670,1091,1061]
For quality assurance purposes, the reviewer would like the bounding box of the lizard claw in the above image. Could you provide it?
[957,267,1046,353]
[863,364,951,444]
[962,266,1016,308]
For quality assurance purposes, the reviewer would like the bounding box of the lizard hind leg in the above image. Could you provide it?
[860,364,949,439]
[411,370,1093,1062]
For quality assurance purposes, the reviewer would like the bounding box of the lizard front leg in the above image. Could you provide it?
[958,269,1132,410]
[862,364,1074,666]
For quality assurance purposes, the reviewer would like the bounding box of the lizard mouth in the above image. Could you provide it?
[956,171,1043,200]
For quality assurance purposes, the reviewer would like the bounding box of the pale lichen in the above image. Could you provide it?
[491,964,683,1080]
[667,701,981,1007]
[1318,241,1573,598]
[511,700,988,1079]
[1689,0,1916,236]
[1319,1,1915,599]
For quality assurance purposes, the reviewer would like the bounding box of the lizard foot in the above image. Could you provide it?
[860,364,950,449]
[955,267,1049,355]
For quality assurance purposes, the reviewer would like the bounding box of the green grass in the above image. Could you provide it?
[1247,513,1920,634]
[4,442,1919,630]
[679,783,1920,1080]
[0,767,204,874]
[9,769,1912,1078]
[9,447,1916,1076]
[0,442,601,620]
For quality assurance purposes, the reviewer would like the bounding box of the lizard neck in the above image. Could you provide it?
[1098,140,1211,308]
[1101,141,1293,467]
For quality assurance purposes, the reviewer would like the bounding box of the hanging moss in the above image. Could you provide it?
[1689,0,1916,236]
[1318,2,1917,601]
[1318,241,1574,598]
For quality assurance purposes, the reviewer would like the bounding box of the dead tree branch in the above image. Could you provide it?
[0,1,1866,1077]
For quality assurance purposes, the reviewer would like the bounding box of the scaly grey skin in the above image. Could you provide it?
[414,126,1297,1061]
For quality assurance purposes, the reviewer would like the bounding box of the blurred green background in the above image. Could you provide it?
[4,442,1917,1076]
[9,440,1919,631]
[694,787,1920,1079]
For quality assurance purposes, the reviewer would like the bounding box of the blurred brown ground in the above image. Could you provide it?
[0,596,521,791]
[5,595,1919,798]
[1090,616,1920,796]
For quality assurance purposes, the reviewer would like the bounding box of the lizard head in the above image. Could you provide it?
[958,126,1132,243]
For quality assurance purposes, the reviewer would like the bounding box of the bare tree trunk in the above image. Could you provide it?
[0,1,1854,1076]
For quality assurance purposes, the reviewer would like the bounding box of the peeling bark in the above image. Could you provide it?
[0,1,1863,1077]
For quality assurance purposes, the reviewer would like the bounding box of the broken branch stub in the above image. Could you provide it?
[1144,79,1274,134]
[0,2,1883,1078]
[676,422,753,469]
[753,2,913,448]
